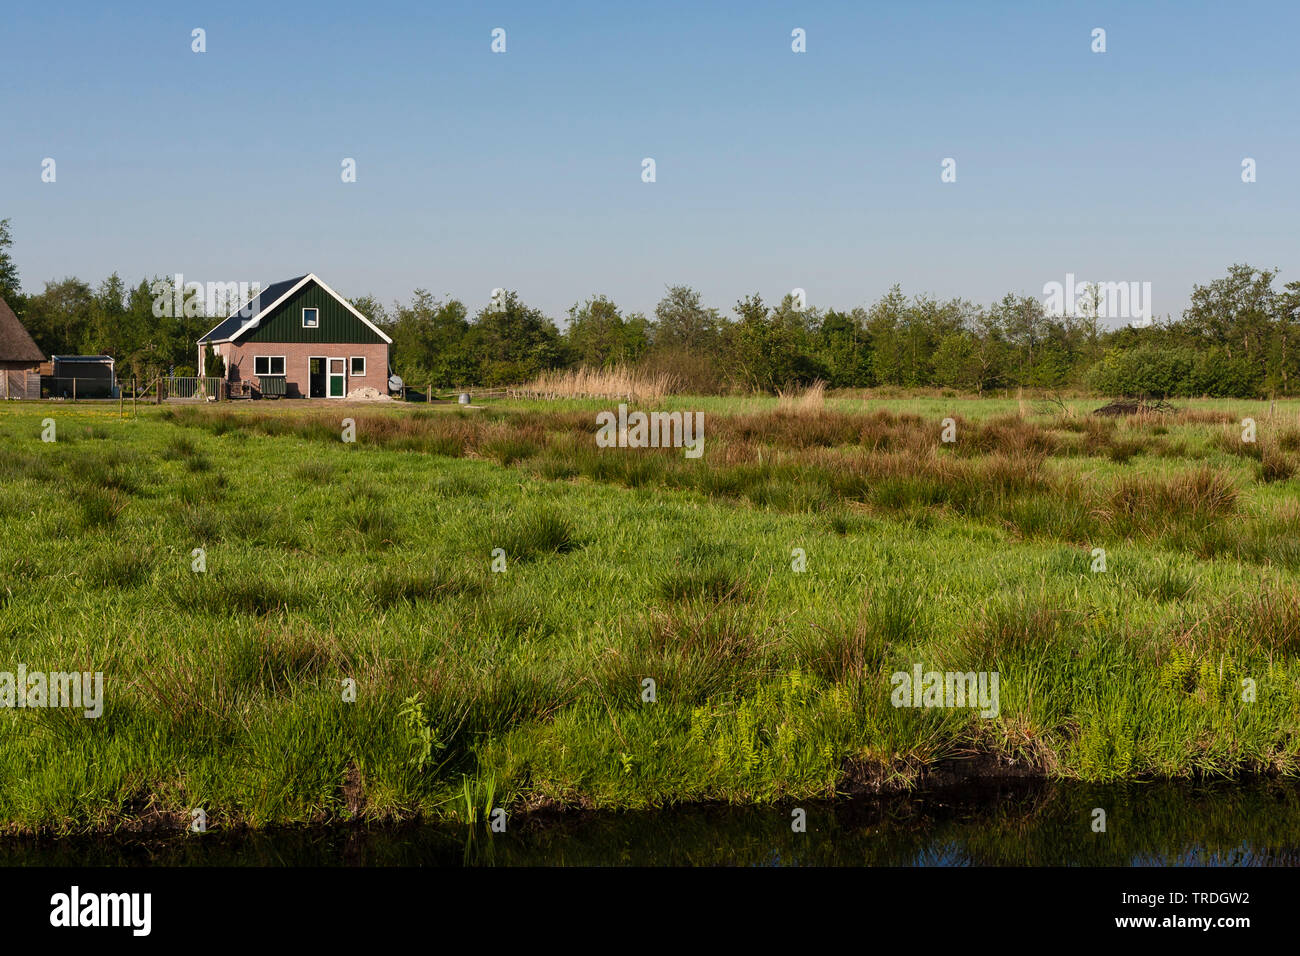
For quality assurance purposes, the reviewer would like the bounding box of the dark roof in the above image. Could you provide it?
[0,294,45,363]
[52,355,114,363]
[197,275,309,343]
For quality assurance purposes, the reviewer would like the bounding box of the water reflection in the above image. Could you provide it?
[5,779,1300,867]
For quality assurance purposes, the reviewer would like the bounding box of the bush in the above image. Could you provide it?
[1085,344,1194,399]
[1086,343,1263,399]
[1187,347,1262,398]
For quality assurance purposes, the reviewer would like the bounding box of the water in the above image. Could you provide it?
[5,779,1299,866]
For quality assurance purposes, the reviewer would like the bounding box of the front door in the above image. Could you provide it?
[328,358,346,398]
[309,357,326,398]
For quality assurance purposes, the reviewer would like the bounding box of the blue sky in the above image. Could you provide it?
[2,0,1297,325]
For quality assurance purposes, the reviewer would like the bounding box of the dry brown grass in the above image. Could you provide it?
[1174,407,1237,425]
[719,408,928,450]
[776,380,826,412]
[515,365,679,402]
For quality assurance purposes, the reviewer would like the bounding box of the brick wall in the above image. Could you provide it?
[221,341,389,398]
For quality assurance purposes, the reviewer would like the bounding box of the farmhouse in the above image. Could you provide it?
[197,274,391,399]
[0,294,44,399]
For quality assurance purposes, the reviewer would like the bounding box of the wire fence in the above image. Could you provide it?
[41,376,116,400]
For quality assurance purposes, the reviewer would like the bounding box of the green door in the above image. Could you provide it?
[328,358,346,398]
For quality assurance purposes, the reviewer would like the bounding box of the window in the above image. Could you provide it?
[302,308,319,328]
[350,356,366,376]
[254,355,286,377]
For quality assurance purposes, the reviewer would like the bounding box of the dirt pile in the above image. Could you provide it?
[345,386,393,402]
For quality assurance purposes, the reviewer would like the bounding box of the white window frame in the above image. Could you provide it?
[350,356,366,376]
[254,355,286,377]
[302,307,319,328]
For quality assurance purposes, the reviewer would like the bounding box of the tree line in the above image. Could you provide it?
[3,220,1297,397]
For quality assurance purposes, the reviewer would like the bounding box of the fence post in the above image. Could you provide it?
[72,378,76,403]
[155,376,162,405]
[132,377,137,417]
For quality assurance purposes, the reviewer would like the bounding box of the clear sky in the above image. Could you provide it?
[2,0,1297,325]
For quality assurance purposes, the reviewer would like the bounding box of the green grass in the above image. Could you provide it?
[0,396,1298,833]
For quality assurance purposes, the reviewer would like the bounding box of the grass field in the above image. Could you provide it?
[2,394,1300,834]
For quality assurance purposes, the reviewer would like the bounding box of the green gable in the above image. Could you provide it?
[243,280,385,345]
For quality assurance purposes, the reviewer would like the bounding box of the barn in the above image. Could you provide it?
[197,274,391,399]
[0,294,44,399]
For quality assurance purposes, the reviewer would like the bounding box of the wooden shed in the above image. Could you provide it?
[49,355,116,398]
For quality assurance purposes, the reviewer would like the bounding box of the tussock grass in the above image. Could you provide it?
[226,628,343,696]
[292,460,337,483]
[1198,588,1300,656]
[1124,559,1197,603]
[599,599,775,705]
[371,566,483,608]
[168,575,307,616]
[336,499,400,549]
[795,586,923,684]
[1256,449,1297,483]
[84,550,152,590]
[74,487,127,530]
[656,541,750,603]
[963,591,1075,660]
[495,509,578,562]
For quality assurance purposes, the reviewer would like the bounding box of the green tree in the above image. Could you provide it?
[385,290,475,386]
[642,285,726,392]
[564,295,649,368]
[865,285,909,386]
[653,285,722,350]
[464,290,562,385]
[23,278,94,357]
[817,308,872,387]
[0,219,21,307]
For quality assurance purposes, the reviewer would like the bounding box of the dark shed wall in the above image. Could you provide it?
[52,359,114,380]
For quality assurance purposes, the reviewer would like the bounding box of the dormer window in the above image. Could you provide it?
[302,308,319,328]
